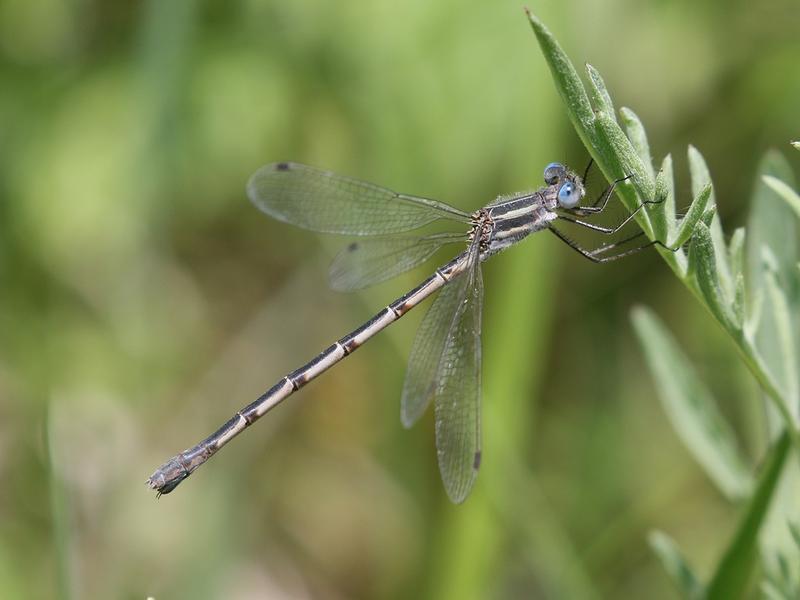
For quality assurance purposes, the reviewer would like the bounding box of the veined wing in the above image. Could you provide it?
[400,245,475,428]
[329,233,467,292]
[433,245,483,504]
[247,162,472,235]
[400,239,483,503]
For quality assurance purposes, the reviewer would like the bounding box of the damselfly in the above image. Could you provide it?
[148,160,665,503]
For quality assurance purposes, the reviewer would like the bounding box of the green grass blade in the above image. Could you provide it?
[648,530,703,599]
[631,307,752,500]
[706,431,791,600]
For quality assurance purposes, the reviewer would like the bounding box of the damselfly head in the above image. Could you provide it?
[543,163,585,208]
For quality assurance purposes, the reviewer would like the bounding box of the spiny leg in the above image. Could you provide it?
[587,230,646,256]
[572,174,633,215]
[581,158,594,186]
[548,226,675,263]
[558,196,665,235]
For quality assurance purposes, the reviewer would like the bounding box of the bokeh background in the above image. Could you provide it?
[1,0,799,598]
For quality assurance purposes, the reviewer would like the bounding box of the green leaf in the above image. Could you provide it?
[701,206,716,227]
[593,109,656,207]
[525,10,596,149]
[706,431,791,600]
[761,580,790,600]
[527,11,662,247]
[763,175,800,222]
[585,63,615,120]
[729,228,746,281]
[648,530,703,599]
[729,228,747,326]
[746,151,797,318]
[745,152,799,433]
[631,307,752,500]
[619,107,655,182]
[791,141,799,151]
[765,269,799,407]
[670,183,712,249]
[761,472,800,600]
[789,521,800,549]
[688,222,739,331]
[687,146,734,301]
[651,155,674,243]
[688,144,716,204]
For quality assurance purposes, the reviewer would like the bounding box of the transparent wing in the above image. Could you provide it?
[247,162,471,235]
[329,233,467,292]
[433,248,483,504]
[400,249,475,428]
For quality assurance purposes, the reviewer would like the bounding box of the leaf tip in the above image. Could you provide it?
[524,7,543,28]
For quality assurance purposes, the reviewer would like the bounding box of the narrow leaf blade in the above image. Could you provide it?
[763,175,800,222]
[687,145,734,304]
[652,154,675,244]
[746,151,799,434]
[746,151,797,318]
[670,183,712,249]
[594,110,656,209]
[631,307,752,500]
[706,431,791,599]
[688,222,739,331]
[585,63,615,119]
[620,107,655,182]
[648,530,703,599]
[765,269,799,415]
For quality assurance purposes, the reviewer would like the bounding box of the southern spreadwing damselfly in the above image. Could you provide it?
[148,160,666,503]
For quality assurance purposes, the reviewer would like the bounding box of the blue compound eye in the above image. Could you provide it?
[558,181,579,208]
[543,162,564,184]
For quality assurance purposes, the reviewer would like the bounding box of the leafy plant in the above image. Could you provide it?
[527,9,800,598]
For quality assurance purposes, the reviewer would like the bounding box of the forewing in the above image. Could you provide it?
[329,233,466,292]
[433,253,483,504]
[247,162,470,235]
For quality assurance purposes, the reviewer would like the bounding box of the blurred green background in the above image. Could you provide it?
[1,0,799,598]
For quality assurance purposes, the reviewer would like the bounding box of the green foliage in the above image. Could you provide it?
[705,432,791,599]
[632,307,752,501]
[2,2,798,597]
[527,9,800,599]
[648,530,703,599]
